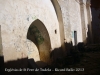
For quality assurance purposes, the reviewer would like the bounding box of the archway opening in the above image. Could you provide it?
[27,19,51,64]
[51,0,65,51]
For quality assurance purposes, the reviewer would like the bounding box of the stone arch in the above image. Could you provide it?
[51,0,65,51]
[27,19,51,64]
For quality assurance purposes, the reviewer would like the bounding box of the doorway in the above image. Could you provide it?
[74,31,77,46]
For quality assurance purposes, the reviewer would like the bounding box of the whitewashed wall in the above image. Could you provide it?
[0,0,61,62]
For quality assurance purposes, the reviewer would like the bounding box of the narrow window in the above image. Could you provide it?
[55,29,57,34]
[74,31,77,46]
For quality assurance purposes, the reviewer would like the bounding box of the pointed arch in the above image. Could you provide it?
[51,0,65,51]
[27,19,51,64]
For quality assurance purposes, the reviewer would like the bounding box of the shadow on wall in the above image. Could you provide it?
[0,20,95,75]
[2,57,44,75]
[0,39,91,75]
[4,57,29,75]
[1,40,100,75]
[0,44,75,75]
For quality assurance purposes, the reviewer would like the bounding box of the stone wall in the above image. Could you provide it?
[0,0,61,62]
[57,0,92,45]
[57,0,71,43]
[69,0,83,45]
[0,0,92,63]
